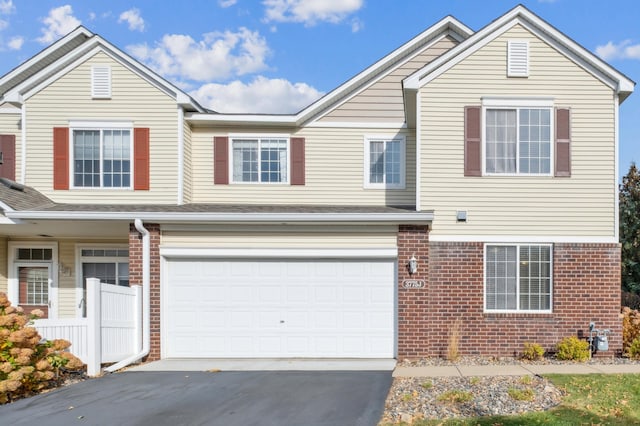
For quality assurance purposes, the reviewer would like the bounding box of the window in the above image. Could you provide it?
[485,108,551,175]
[80,248,129,286]
[232,137,288,183]
[72,128,131,188]
[364,136,405,188]
[485,244,552,312]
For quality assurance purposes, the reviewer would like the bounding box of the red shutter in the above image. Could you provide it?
[214,136,229,184]
[134,128,150,190]
[555,108,571,177]
[0,134,16,181]
[53,127,69,190]
[290,137,305,185]
[464,106,482,177]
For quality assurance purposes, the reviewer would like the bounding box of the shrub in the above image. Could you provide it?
[555,336,590,361]
[508,387,535,401]
[622,291,640,310]
[0,292,84,404]
[446,318,462,361]
[626,337,640,360]
[622,307,640,354]
[521,342,545,361]
[437,389,473,404]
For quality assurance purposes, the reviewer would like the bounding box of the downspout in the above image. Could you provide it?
[104,219,150,372]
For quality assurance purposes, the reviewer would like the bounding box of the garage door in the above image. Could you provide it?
[164,259,395,358]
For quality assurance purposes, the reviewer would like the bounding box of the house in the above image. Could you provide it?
[0,5,633,362]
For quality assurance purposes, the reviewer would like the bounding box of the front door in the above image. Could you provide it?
[17,263,53,318]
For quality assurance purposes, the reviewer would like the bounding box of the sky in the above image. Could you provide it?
[0,0,638,180]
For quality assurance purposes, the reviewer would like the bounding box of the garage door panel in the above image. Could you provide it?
[165,259,395,358]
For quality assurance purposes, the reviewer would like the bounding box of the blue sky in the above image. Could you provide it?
[0,0,638,179]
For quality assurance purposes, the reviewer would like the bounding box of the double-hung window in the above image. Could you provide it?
[232,136,288,183]
[72,126,132,188]
[484,101,552,175]
[484,244,552,312]
[365,136,405,188]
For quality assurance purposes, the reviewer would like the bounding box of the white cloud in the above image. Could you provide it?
[191,76,323,113]
[118,8,145,32]
[350,17,363,33]
[0,18,6,31]
[596,40,640,61]
[37,5,81,44]
[219,0,238,7]
[128,28,270,82]
[0,0,14,15]
[7,35,22,50]
[263,0,363,26]
[88,12,96,21]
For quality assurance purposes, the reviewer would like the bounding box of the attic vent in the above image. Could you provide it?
[91,65,111,98]
[507,41,529,77]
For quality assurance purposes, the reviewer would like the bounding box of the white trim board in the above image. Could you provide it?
[429,235,618,244]
[160,247,398,259]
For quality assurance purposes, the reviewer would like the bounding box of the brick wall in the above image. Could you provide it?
[129,222,161,361]
[397,230,622,358]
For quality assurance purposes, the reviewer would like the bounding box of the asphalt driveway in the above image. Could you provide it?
[0,370,392,426]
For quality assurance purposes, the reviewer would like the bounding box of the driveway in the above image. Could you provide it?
[0,371,392,426]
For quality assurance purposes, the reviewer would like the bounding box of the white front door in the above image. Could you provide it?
[15,263,54,318]
[164,258,396,359]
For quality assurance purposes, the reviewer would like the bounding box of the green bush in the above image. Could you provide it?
[521,342,545,361]
[555,336,590,361]
[0,292,84,404]
[626,337,640,360]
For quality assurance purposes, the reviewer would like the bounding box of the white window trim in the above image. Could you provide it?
[69,121,134,190]
[483,243,553,314]
[363,135,406,189]
[481,98,554,177]
[7,241,59,319]
[228,133,291,185]
[75,244,129,317]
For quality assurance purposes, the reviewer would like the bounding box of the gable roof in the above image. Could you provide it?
[0,26,206,112]
[186,15,474,127]
[403,4,635,101]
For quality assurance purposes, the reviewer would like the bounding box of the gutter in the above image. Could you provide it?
[104,219,150,372]
[5,211,434,224]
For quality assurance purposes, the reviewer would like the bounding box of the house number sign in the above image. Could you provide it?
[402,280,425,289]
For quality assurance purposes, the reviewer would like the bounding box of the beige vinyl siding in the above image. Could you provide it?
[0,112,21,181]
[420,24,616,237]
[0,238,7,295]
[162,225,398,248]
[57,239,128,318]
[183,121,193,203]
[25,51,179,204]
[320,36,458,123]
[190,126,415,206]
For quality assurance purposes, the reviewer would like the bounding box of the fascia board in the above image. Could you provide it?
[0,26,93,88]
[294,16,474,125]
[186,113,297,126]
[5,210,434,224]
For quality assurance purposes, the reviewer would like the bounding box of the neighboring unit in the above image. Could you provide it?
[0,5,633,362]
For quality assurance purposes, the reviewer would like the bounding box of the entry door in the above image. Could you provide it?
[17,263,53,318]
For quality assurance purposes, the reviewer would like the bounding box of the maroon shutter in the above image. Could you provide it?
[290,137,305,185]
[214,136,229,184]
[53,127,69,190]
[133,128,150,190]
[0,134,16,181]
[464,106,482,176]
[555,108,571,177]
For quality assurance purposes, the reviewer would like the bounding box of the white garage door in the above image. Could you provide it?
[164,258,395,358]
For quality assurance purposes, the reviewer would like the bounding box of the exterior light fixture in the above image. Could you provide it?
[408,254,418,275]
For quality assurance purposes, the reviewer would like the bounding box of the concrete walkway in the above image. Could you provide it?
[393,363,640,377]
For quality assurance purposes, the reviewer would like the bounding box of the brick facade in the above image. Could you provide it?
[129,222,161,361]
[397,225,622,358]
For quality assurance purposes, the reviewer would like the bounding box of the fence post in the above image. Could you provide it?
[86,278,101,376]
[134,285,143,354]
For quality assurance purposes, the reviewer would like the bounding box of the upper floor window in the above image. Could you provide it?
[485,106,551,175]
[232,137,288,183]
[364,136,405,189]
[72,128,132,188]
[485,244,552,313]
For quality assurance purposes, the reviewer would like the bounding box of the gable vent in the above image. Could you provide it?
[91,65,112,98]
[507,41,529,77]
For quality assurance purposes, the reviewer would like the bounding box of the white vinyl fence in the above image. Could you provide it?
[33,278,142,376]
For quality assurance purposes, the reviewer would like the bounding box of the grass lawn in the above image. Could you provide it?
[402,374,640,425]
